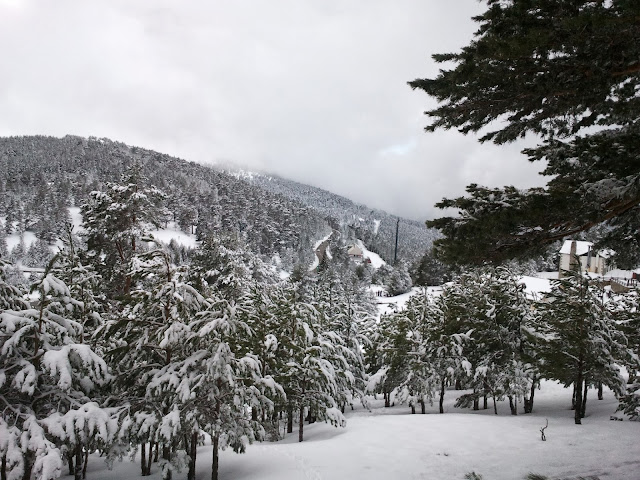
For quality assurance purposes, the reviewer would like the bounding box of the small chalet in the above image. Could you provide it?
[558,240,613,276]
[347,244,363,258]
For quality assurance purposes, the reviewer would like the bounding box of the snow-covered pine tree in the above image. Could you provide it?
[189,294,279,480]
[0,257,111,480]
[608,288,640,420]
[374,306,414,409]
[234,282,288,437]
[395,289,439,414]
[51,226,104,347]
[410,288,472,414]
[269,282,346,442]
[537,271,636,424]
[189,234,250,302]
[385,260,413,296]
[98,247,206,479]
[311,268,373,412]
[81,163,165,297]
[449,269,538,415]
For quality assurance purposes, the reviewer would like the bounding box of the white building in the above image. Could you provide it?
[559,240,613,275]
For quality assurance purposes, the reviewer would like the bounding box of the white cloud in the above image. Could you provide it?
[0,0,549,221]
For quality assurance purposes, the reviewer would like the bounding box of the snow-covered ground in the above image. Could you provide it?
[308,233,333,271]
[66,381,639,480]
[519,275,552,300]
[355,239,385,269]
[372,286,443,318]
[148,224,198,249]
[5,229,37,252]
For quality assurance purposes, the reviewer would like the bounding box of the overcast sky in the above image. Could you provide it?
[0,0,546,221]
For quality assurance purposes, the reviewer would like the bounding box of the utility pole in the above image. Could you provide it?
[394,217,400,265]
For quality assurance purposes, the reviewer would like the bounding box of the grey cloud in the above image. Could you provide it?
[0,0,547,221]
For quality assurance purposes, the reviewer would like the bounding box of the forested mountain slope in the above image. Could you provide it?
[229,169,438,264]
[0,135,433,268]
[0,135,329,268]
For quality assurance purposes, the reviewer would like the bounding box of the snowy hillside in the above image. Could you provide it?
[228,167,438,264]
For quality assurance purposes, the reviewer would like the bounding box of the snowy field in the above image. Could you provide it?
[63,381,638,480]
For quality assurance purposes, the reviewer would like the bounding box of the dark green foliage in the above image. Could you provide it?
[410,0,640,264]
[411,247,453,286]
[537,271,637,423]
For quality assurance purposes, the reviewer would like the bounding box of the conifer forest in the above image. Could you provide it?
[1,1,640,479]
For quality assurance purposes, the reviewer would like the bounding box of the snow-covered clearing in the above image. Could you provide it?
[148,224,198,248]
[373,286,443,318]
[69,206,84,233]
[519,275,552,299]
[355,239,385,269]
[66,381,638,480]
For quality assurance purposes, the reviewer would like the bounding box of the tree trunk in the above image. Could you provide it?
[162,443,171,480]
[439,376,446,414]
[492,395,498,415]
[420,399,426,414]
[83,448,89,479]
[384,391,390,408]
[141,442,147,476]
[571,381,577,410]
[147,442,153,474]
[581,379,588,418]
[574,379,584,425]
[287,404,293,434]
[1,453,6,480]
[211,434,219,480]
[597,382,603,400]
[508,395,517,415]
[411,403,415,414]
[74,442,83,480]
[524,376,536,414]
[473,390,479,411]
[455,378,462,390]
[154,442,159,462]
[187,432,197,480]
[298,406,304,442]
[21,453,33,480]
[67,452,75,476]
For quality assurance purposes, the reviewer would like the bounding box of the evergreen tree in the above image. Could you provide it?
[410,247,452,286]
[81,164,165,296]
[0,257,111,480]
[98,248,206,479]
[410,0,640,264]
[188,293,278,480]
[537,272,636,424]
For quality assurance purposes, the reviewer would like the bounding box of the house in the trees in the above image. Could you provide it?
[347,244,363,258]
[559,240,613,276]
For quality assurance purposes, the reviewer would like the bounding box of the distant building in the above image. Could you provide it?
[347,244,363,258]
[559,240,613,276]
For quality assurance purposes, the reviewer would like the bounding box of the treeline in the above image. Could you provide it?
[0,167,376,480]
[369,268,640,423]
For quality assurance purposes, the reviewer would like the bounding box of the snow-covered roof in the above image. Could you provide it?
[347,245,363,256]
[559,240,593,256]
